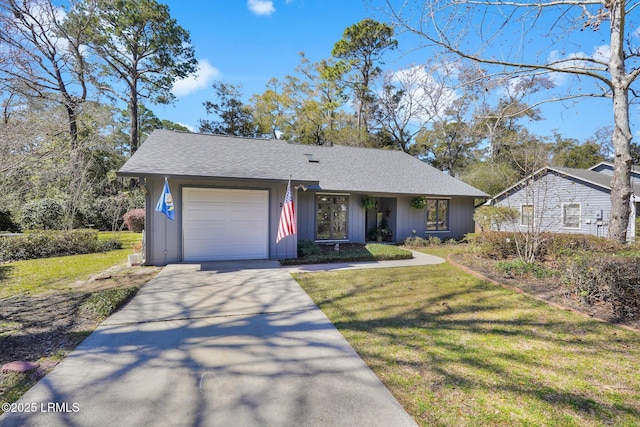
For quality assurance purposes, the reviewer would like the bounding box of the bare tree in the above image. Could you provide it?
[372,65,443,152]
[386,0,640,243]
[0,0,92,146]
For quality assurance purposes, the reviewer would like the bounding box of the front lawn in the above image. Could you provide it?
[280,242,412,265]
[0,232,159,413]
[0,230,142,299]
[293,247,640,426]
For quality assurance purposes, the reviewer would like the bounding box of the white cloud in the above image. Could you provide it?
[547,46,609,86]
[171,59,220,97]
[592,45,611,62]
[388,65,459,122]
[176,122,196,132]
[247,0,275,16]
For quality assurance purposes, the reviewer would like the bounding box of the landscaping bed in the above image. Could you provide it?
[451,251,640,331]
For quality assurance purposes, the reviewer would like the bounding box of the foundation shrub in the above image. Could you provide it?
[297,239,320,257]
[540,233,620,259]
[464,232,518,259]
[404,236,443,247]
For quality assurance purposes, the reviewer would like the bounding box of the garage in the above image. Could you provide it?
[182,188,269,262]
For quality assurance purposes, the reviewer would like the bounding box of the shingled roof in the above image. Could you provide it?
[118,130,488,198]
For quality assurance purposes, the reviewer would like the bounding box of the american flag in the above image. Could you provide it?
[276,179,296,243]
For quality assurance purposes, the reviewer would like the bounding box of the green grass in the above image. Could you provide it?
[80,287,139,317]
[0,232,141,298]
[280,243,412,265]
[293,246,640,426]
[98,230,142,248]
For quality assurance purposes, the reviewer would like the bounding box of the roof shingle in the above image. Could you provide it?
[118,130,489,198]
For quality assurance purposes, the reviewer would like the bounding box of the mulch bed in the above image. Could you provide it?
[450,252,640,332]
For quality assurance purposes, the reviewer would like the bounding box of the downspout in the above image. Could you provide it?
[138,177,151,265]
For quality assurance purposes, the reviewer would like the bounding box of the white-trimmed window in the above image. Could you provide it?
[563,203,581,229]
[521,205,533,227]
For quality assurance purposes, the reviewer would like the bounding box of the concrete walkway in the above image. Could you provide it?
[0,257,426,427]
[285,249,444,273]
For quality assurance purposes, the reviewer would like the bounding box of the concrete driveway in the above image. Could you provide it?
[1,261,417,427]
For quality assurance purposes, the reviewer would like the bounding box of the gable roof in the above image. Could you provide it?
[490,165,640,203]
[589,161,640,177]
[117,130,488,198]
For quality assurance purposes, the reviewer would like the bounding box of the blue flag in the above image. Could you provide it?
[155,178,175,220]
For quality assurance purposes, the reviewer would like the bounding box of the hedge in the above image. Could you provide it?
[465,231,620,261]
[563,253,640,320]
[0,229,121,262]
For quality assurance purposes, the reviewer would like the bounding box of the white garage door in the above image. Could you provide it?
[183,188,269,262]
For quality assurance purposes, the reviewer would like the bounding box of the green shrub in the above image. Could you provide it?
[0,210,20,232]
[404,236,427,247]
[97,239,123,252]
[123,208,145,232]
[465,231,518,259]
[19,198,65,230]
[496,259,554,279]
[541,233,620,259]
[283,243,412,265]
[81,287,138,317]
[427,236,442,245]
[467,231,619,261]
[404,235,445,247]
[297,239,320,257]
[0,229,121,262]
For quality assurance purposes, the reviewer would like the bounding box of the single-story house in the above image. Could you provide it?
[487,164,640,241]
[117,130,488,265]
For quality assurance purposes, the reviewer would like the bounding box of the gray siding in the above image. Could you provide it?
[492,172,635,239]
[143,179,482,266]
[395,196,476,242]
[297,190,315,242]
[349,196,366,242]
[143,177,297,266]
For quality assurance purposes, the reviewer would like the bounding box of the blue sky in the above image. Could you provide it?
[153,0,626,144]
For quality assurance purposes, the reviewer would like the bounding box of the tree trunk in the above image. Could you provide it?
[607,0,633,244]
[130,82,139,154]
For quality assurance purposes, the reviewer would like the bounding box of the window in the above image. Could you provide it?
[426,199,449,231]
[563,203,581,228]
[521,205,533,227]
[316,195,348,240]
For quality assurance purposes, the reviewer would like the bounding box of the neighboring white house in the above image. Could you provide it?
[488,165,640,242]
[117,130,488,265]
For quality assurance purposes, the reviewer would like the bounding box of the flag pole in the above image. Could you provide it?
[163,177,167,265]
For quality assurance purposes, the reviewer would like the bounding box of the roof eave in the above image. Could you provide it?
[116,171,320,186]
